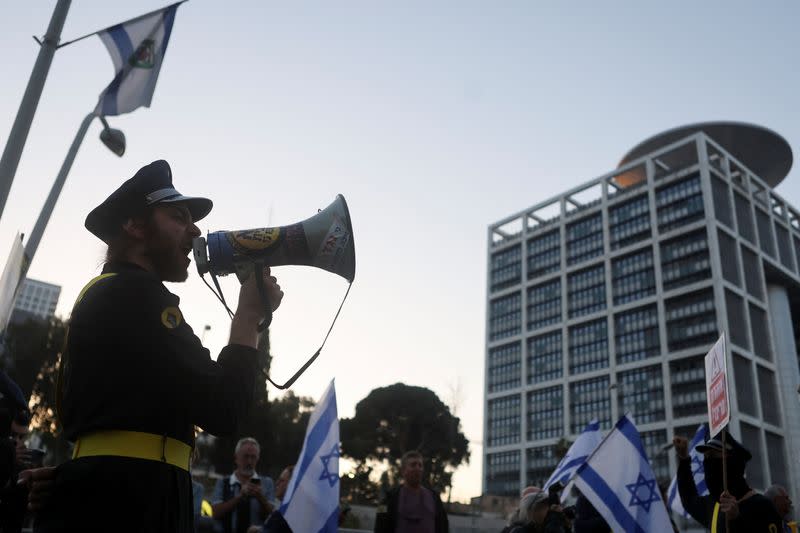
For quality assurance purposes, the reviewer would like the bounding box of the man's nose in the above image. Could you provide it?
[189,223,201,238]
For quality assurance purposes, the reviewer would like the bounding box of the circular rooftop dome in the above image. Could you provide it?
[618,122,793,188]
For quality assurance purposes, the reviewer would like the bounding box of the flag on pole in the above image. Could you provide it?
[573,415,673,533]
[666,424,709,518]
[0,233,26,334]
[279,380,340,532]
[95,2,183,116]
[543,419,601,497]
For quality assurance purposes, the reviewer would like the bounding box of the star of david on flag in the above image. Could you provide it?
[319,444,340,488]
[544,418,601,502]
[279,380,339,533]
[666,424,709,519]
[626,473,662,512]
[573,414,673,533]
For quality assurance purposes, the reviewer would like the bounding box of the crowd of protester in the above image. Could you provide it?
[498,429,792,533]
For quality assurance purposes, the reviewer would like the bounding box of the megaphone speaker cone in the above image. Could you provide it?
[193,194,355,283]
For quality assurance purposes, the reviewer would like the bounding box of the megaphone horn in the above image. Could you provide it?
[193,194,356,283]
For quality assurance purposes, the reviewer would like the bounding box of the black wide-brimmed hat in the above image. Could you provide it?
[85,160,213,243]
[696,430,752,462]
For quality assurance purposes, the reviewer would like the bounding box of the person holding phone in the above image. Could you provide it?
[211,437,275,533]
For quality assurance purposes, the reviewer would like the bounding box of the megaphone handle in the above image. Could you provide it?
[254,261,273,332]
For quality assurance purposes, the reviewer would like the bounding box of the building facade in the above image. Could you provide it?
[484,124,800,501]
[12,278,61,323]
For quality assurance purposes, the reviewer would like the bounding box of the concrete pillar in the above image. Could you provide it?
[766,284,800,499]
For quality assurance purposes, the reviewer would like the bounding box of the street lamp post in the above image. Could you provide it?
[23,113,125,268]
[0,0,71,224]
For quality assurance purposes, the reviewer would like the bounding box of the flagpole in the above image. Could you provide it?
[0,0,71,224]
[23,113,97,269]
[722,427,730,531]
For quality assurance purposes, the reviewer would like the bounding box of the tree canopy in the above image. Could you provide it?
[340,383,469,498]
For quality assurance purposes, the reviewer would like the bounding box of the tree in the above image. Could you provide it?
[2,317,67,432]
[340,383,469,499]
[1,316,72,463]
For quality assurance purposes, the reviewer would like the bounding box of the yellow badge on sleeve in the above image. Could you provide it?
[161,306,182,329]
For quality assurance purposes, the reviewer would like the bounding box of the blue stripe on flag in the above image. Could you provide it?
[318,506,339,533]
[550,456,588,483]
[280,398,337,511]
[161,5,178,56]
[616,417,648,462]
[100,25,134,116]
[586,420,600,431]
[581,465,646,533]
[697,479,708,494]
[667,481,677,508]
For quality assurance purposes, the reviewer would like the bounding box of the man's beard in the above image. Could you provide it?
[143,224,189,282]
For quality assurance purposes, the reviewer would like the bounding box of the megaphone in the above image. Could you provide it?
[192,194,355,283]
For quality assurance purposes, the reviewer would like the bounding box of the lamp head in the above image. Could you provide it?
[100,126,126,157]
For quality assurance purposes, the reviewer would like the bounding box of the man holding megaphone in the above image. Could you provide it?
[33,160,283,532]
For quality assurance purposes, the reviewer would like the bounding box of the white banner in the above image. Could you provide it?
[0,234,27,333]
[704,334,730,437]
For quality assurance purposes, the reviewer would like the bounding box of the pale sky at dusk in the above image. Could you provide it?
[1,1,798,501]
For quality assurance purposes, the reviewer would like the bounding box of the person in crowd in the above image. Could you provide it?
[502,487,542,533]
[0,404,32,533]
[191,448,215,533]
[572,490,609,533]
[374,450,449,533]
[32,160,283,532]
[674,429,782,532]
[764,485,794,533]
[271,464,294,509]
[0,371,27,490]
[212,437,275,533]
[508,490,569,533]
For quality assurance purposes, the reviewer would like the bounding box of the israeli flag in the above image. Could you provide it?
[543,419,601,499]
[279,380,339,532]
[95,2,182,116]
[666,424,708,518]
[574,415,673,533]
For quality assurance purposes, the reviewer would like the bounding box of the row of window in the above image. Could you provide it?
[488,423,787,497]
[609,194,651,250]
[488,350,783,447]
[492,231,715,342]
[489,288,720,387]
[494,171,800,306]
[715,175,800,280]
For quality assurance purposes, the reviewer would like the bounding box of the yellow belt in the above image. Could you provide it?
[73,430,192,472]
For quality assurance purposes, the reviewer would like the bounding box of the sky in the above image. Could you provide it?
[1,1,798,502]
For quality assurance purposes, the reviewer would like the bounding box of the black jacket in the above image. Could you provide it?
[36,262,260,532]
[374,485,449,533]
[677,456,782,532]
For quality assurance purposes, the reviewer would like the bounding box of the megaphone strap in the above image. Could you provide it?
[200,268,234,319]
[200,262,353,390]
[266,281,352,390]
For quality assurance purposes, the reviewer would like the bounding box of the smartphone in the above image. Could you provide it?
[250,478,261,485]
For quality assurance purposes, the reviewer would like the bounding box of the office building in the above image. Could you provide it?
[484,123,799,500]
[12,278,61,323]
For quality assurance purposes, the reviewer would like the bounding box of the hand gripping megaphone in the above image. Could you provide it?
[192,194,355,284]
[192,194,355,389]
